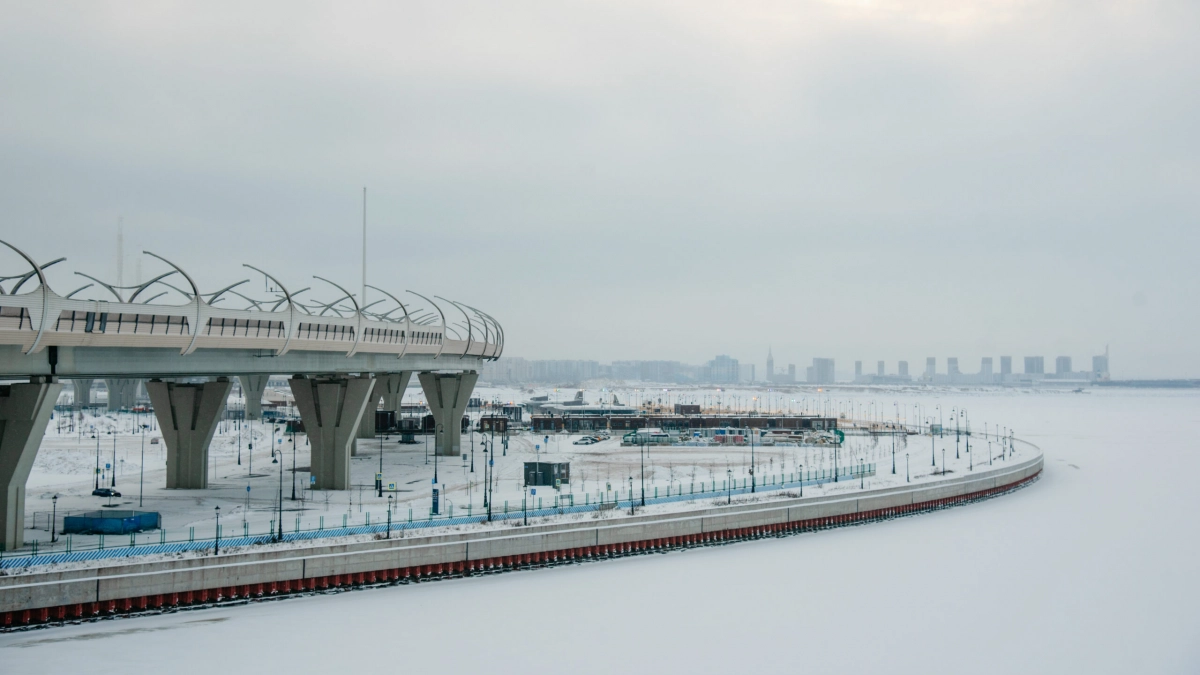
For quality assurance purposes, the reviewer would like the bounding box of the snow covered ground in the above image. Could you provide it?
[3,388,1197,673]
[19,384,1029,554]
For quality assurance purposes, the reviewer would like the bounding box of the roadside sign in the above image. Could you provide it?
[375,472,382,481]
[432,488,440,515]
[388,482,396,491]
[310,476,316,485]
[246,486,251,492]
[531,488,536,496]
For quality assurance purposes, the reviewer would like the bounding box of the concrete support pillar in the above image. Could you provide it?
[146,378,232,489]
[356,379,380,445]
[290,375,374,490]
[104,378,140,412]
[418,372,478,457]
[0,377,63,551]
[72,378,94,410]
[379,372,412,416]
[238,374,269,421]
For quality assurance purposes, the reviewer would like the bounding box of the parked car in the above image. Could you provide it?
[92,488,122,498]
[573,437,598,445]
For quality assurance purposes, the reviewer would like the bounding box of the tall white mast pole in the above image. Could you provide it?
[362,187,367,311]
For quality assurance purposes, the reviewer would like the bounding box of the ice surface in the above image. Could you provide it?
[2,389,1198,674]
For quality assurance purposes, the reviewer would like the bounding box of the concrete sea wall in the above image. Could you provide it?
[0,453,1042,629]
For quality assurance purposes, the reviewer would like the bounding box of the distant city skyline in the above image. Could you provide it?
[484,346,1118,385]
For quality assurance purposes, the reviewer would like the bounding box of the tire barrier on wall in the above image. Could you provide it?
[0,459,1040,630]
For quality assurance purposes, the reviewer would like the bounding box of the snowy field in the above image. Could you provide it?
[20,384,1029,554]
[3,388,1198,673]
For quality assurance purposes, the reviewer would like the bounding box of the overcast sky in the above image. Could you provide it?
[2,1,1197,378]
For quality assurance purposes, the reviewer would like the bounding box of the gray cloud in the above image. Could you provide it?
[1,0,1197,377]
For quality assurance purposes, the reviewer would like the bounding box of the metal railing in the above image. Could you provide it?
[0,464,876,568]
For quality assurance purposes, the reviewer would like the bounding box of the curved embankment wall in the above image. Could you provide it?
[0,453,1042,629]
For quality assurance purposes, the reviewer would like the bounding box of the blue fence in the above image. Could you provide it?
[0,464,875,570]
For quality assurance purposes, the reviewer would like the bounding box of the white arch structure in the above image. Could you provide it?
[0,241,501,376]
[0,241,503,551]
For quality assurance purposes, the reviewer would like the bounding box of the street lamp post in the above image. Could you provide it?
[214,505,221,555]
[94,432,99,490]
[291,426,298,500]
[276,438,284,542]
[750,425,756,493]
[386,495,393,539]
[833,434,839,482]
[51,495,58,543]
[956,410,961,459]
[906,453,910,483]
[139,425,145,508]
[891,427,896,474]
[931,418,936,467]
[434,425,442,484]
[111,436,117,487]
[726,469,732,504]
[640,439,646,506]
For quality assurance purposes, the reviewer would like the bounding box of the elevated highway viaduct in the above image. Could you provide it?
[0,240,502,551]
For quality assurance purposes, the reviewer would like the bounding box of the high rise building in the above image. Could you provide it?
[898,361,909,377]
[738,363,756,383]
[706,355,740,384]
[981,357,993,376]
[766,348,775,383]
[1000,356,1012,375]
[877,361,885,376]
[787,364,796,382]
[925,357,936,378]
[1056,356,1072,375]
[1024,356,1044,374]
[808,358,835,384]
[855,361,863,378]
[1092,349,1110,381]
[947,358,960,376]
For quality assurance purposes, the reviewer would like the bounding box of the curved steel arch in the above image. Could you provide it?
[436,296,474,360]
[365,284,412,358]
[71,272,125,303]
[462,303,498,360]
[144,251,203,355]
[9,258,64,295]
[127,271,182,303]
[313,276,362,356]
[466,305,504,360]
[243,264,298,356]
[407,291,446,360]
[0,240,51,354]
